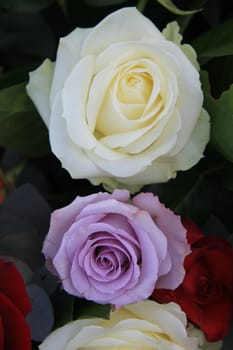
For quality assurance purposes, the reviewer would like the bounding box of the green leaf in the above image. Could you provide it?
[85,0,126,6]
[212,188,233,233]
[192,19,233,64]
[0,0,55,12]
[0,65,38,90]
[206,55,233,98]
[75,299,111,320]
[206,85,233,162]
[0,83,50,157]
[0,12,56,60]
[156,0,201,15]
[200,70,211,95]
[147,165,213,224]
[52,290,75,328]
[221,165,233,191]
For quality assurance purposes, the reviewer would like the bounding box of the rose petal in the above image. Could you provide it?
[62,55,96,149]
[0,318,3,350]
[81,8,165,57]
[202,297,233,342]
[162,22,199,71]
[87,110,179,177]
[172,108,210,170]
[43,189,129,262]
[26,58,54,127]
[132,192,189,289]
[159,42,203,156]
[182,219,204,245]
[0,293,31,350]
[49,92,105,178]
[126,301,188,345]
[0,261,31,316]
[50,27,91,105]
[39,319,101,350]
[100,158,175,187]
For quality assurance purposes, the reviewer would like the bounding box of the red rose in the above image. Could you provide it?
[152,219,233,342]
[0,259,31,350]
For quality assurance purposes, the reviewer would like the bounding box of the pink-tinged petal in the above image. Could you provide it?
[133,192,189,289]
[126,223,160,294]
[157,253,172,276]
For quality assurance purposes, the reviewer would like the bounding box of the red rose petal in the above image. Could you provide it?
[0,260,31,316]
[201,296,233,342]
[0,317,4,350]
[182,219,204,245]
[175,288,204,326]
[0,293,31,350]
[195,236,230,249]
[181,260,208,297]
[152,289,176,304]
[202,248,233,287]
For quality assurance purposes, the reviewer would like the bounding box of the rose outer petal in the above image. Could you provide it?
[81,8,165,57]
[49,92,105,179]
[50,27,91,105]
[201,297,233,342]
[0,317,3,350]
[26,58,54,127]
[0,260,31,316]
[0,293,31,350]
[132,192,189,289]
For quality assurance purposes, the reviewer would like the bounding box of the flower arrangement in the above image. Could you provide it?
[0,1,232,349]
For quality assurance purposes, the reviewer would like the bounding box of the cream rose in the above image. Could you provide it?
[39,300,199,349]
[187,323,223,350]
[27,8,210,191]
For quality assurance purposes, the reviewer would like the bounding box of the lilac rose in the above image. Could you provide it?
[42,190,189,306]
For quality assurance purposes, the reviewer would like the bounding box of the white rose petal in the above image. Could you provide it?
[81,8,165,57]
[50,28,91,106]
[27,58,54,126]
[50,93,104,178]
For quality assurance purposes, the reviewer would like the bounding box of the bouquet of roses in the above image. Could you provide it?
[0,0,232,349]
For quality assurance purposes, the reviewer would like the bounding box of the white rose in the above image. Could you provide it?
[27,7,210,191]
[187,323,223,350]
[39,300,199,349]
